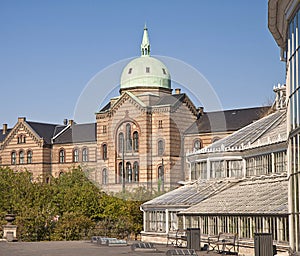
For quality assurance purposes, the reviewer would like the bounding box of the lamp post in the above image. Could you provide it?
[161,158,164,192]
[122,136,125,193]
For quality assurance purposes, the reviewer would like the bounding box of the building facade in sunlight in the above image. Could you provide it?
[0,27,268,193]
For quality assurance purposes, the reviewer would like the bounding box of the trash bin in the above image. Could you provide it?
[254,233,273,256]
[187,228,201,250]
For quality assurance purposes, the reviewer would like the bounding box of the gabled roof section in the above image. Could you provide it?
[185,106,270,134]
[154,93,185,106]
[27,121,61,144]
[141,179,237,209]
[192,110,286,154]
[52,123,96,144]
[98,92,146,114]
[180,175,288,215]
[99,102,111,112]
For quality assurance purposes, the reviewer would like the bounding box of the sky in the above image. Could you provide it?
[0,0,285,127]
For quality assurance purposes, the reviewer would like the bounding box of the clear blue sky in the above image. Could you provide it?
[0,0,284,127]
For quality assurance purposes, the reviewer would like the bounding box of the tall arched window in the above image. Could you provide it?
[59,149,65,163]
[133,161,139,182]
[126,162,132,183]
[27,150,32,164]
[118,133,124,154]
[82,148,88,162]
[126,124,132,151]
[19,151,24,164]
[73,149,79,162]
[11,151,16,165]
[133,131,139,152]
[102,144,107,160]
[158,140,164,156]
[102,168,108,185]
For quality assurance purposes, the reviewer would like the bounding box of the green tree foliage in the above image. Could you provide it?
[0,167,144,241]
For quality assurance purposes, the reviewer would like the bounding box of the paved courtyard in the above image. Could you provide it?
[0,240,218,256]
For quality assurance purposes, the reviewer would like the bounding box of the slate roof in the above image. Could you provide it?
[185,106,270,134]
[98,93,188,113]
[99,102,111,112]
[27,121,62,144]
[154,93,185,106]
[0,129,12,142]
[141,179,237,209]
[180,175,288,215]
[52,123,96,144]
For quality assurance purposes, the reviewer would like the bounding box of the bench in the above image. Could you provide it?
[106,239,127,246]
[131,242,157,251]
[96,237,117,245]
[208,233,238,254]
[166,249,197,255]
[167,230,187,247]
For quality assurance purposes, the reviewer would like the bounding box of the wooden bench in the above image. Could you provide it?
[167,229,187,247]
[208,233,238,254]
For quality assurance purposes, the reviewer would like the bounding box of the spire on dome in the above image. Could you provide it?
[141,25,150,56]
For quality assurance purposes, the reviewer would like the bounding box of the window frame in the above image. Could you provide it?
[59,149,65,163]
[82,147,88,162]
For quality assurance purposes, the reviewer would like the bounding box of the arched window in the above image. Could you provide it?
[126,162,132,183]
[11,151,16,165]
[45,177,50,184]
[59,171,64,177]
[73,149,79,162]
[102,144,107,160]
[212,137,221,143]
[82,148,88,162]
[194,139,202,150]
[102,168,108,185]
[59,149,65,163]
[27,150,32,164]
[118,133,124,154]
[126,124,132,151]
[133,161,139,182]
[158,140,164,156]
[19,151,24,164]
[133,131,139,152]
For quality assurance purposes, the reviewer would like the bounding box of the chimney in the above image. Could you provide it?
[68,120,74,126]
[2,124,7,135]
[175,88,181,94]
[197,107,204,120]
[18,117,26,122]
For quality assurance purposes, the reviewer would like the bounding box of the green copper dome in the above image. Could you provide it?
[120,26,171,90]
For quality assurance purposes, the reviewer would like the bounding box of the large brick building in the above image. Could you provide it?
[0,27,268,193]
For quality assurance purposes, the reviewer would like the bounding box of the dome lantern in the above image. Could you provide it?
[120,26,171,91]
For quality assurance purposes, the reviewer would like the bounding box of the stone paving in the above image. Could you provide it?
[0,240,219,256]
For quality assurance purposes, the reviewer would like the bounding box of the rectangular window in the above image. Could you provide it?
[158,120,163,129]
[103,125,107,134]
[146,67,150,73]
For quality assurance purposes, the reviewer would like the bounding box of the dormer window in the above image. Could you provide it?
[128,68,132,74]
[162,68,166,75]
